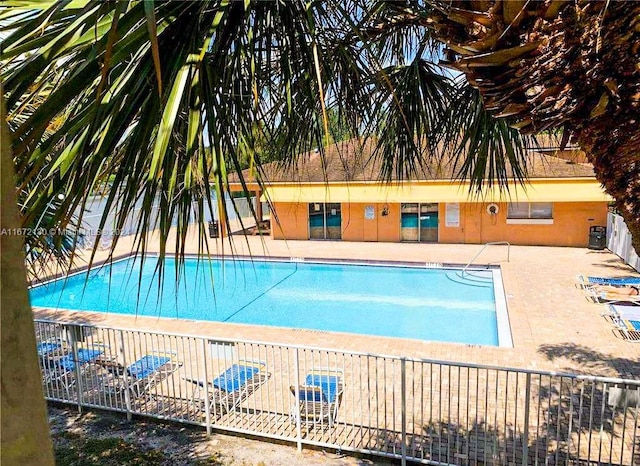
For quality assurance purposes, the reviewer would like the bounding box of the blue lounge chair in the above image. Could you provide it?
[47,347,105,375]
[37,341,62,356]
[37,340,65,361]
[185,360,270,416]
[290,369,344,428]
[44,345,110,394]
[613,317,640,342]
[37,340,67,378]
[577,275,640,288]
[100,351,183,399]
[602,304,640,342]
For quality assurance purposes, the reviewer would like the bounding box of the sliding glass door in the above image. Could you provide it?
[401,203,419,241]
[401,203,438,242]
[308,203,342,240]
[309,203,326,239]
[419,203,438,242]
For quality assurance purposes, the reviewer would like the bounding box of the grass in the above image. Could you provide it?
[48,405,393,465]
[50,408,227,466]
[54,434,227,466]
[55,436,167,465]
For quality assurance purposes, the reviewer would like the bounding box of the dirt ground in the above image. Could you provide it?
[49,405,396,465]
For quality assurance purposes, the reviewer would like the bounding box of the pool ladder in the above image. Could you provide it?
[461,241,510,277]
[446,241,511,288]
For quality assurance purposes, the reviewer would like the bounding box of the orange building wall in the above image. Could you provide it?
[272,202,402,242]
[271,202,308,240]
[341,204,366,241]
[271,201,608,247]
[341,203,402,242]
[377,204,401,242]
[465,201,607,247]
[437,203,466,243]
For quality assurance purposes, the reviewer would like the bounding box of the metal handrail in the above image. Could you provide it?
[462,241,510,276]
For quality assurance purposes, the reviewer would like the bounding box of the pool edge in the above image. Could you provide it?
[492,268,513,348]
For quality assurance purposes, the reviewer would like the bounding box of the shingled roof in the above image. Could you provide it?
[236,138,596,184]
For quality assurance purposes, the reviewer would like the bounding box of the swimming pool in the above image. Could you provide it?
[30,257,511,347]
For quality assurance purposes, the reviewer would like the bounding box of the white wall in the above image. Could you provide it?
[607,213,640,272]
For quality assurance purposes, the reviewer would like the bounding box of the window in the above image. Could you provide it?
[507,202,553,224]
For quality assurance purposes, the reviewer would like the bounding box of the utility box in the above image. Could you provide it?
[208,220,219,238]
[588,225,607,250]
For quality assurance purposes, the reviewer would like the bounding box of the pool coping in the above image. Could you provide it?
[492,269,513,348]
[28,252,134,287]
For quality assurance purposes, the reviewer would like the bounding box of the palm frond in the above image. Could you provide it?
[2,0,536,288]
[441,81,537,195]
[370,59,453,181]
[2,0,362,280]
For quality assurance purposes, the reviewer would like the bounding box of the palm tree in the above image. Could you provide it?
[1,93,55,465]
[2,1,533,271]
[367,0,640,251]
[1,1,634,462]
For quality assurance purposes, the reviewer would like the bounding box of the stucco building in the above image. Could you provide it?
[232,140,610,247]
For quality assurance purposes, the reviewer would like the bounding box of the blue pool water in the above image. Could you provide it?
[30,257,501,346]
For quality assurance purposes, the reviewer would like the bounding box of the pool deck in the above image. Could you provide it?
[33,230,640,379]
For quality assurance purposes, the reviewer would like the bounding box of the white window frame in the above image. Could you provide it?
[506,202,554,225]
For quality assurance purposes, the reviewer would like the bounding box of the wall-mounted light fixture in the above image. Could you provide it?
[381,205,389,216]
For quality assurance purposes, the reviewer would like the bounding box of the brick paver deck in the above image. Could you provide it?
[33,229,640,378]
[34,232,640,465]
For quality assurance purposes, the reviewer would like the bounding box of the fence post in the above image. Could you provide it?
[119,330,132,421]
[201,339,211,436]
[294,347,302,453]
[522,373,531,466]
[401,358,407,466]
[66,324,83,413]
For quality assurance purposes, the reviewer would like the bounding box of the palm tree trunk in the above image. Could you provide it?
[578,121,640,254]
[422,0,640,252]
[1,89,55,465]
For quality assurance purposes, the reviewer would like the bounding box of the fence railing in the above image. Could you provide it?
[607,213,640,272]
[35,319,640,465]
